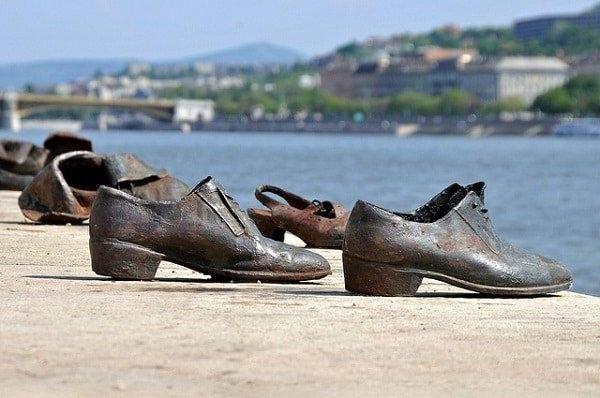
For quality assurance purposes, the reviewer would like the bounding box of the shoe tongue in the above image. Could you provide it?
[189,175,217,195]
[191,176,246,236]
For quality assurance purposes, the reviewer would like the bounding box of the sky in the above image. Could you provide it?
[0,0,597,63]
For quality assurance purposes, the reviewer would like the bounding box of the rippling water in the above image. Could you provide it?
[3,129,599,296]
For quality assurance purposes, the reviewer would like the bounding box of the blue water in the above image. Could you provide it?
[2,129,599,296]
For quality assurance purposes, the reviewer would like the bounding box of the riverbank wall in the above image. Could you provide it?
[196,118,560,136]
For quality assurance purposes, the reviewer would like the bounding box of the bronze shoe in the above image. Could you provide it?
[43,132,93,163]
[0,139,48,190]
[343,182,572,296]
[18,151,189,224]
[247,185,349,248]
[0,132,94,190]
[89,176,331,282]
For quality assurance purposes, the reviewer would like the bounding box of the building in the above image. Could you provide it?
[373,57,432,97]
[320,55,570,105]
[572,53,600,77]
[460,57,570,103]
[514,4,600,41]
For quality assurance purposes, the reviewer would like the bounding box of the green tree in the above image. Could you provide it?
[564,75,600,97]
[533,75,600,115]
[478,97,526,115]
[387,92,440,116]
[532,87,575,114]
[439,90,476,115]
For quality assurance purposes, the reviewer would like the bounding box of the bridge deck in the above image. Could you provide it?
[2,92,177,109]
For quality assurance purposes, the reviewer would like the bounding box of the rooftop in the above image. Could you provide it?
[465,56,570,72]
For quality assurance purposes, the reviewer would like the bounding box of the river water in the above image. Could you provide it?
[3,129,599,296]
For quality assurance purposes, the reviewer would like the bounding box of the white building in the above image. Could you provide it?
[321,55,571,104]
[459,57,570,104]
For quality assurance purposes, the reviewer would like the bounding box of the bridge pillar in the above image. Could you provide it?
[1,92,21,132]
[97,111,109,131]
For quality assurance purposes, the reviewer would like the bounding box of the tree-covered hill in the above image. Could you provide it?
[335,22,600,59]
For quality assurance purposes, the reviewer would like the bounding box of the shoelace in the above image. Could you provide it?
[312,200,336,218]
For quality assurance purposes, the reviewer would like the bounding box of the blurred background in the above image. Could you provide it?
[0,1,599,294]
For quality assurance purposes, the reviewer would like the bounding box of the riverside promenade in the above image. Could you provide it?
[0,190,598,397]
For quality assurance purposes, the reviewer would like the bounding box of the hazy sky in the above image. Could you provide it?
[0,0,597,63]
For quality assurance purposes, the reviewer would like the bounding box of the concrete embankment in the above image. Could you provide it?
[0,190,598,397]
[195,118,560,136]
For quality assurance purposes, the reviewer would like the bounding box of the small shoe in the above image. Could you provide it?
[0,132,93,191]
[43,132,93,164]
[0,168,35,191]
[18,151,189,224]
[343,182,572,296]
[89,176,331,282]
[247,185,349,248]
[0,139,48,190]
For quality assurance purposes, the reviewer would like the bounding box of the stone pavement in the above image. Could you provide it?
[0,190,598,397]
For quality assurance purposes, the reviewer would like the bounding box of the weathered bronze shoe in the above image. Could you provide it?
[43,132,93,163]
[247,185,349,248]
[0,169,36,191]
[89,176,331,282]
[0,139,48,190]
[18,151,189,224]
[0,132,94,190]
[343,183,572,296]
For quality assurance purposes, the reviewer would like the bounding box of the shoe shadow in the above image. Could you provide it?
[25,275,110,282]
[273,289,351,297]
[273,289,560,299]
[23,274,322,286]
[0,221,32,226]
[22,274,248,293]
[22,276,561,298]
[413,292,560,299]
[0,221,89,227]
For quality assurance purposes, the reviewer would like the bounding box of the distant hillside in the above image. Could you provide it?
[0,59,131,89]
[0,42,305,89]
[331,3,600,62]
[190,42,305,65]
[331,23,600,63]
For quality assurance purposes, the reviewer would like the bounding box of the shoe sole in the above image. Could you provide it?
[343,254,571,297]
[90,237,330,282]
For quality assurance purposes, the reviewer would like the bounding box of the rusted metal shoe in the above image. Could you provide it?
[247,185,349,248]
[343,182,572,296]
[89,176,331,282]
[0,139,48,190]
[18,151,189,224]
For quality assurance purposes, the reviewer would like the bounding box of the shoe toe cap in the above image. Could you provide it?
[254,238,331,280]
[290,247,331,276]
[505,253,573,291]
[539,255,572,287]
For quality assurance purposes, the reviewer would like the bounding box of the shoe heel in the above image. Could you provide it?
[343,254,422,296]
[90,238,163,280]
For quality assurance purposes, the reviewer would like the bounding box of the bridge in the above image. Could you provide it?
[0,92,214,131]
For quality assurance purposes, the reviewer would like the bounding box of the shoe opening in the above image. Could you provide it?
[312,200,337,218]
[395,183,470,223]
[58,155,109,210]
